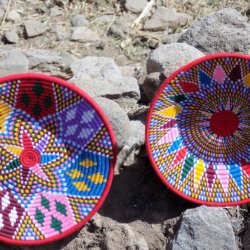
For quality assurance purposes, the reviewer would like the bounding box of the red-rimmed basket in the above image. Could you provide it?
[146,53,250,206]
[0,73,117,245]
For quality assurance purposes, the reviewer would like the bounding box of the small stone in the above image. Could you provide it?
[70,14,89,27]
[24,20,47,38]
[127,120,145,148]
[49,6,63,17]
[6,10,21,22]
[171,206,237,250]
[108,14,136,38]
[144,7,192,31]
[4,30,19,44]
[124,0,148,14]
[94,97,132,150]
[0,50,29,77]
[54,24,71,41]
[142,72,162,100]
[70,27,101,44]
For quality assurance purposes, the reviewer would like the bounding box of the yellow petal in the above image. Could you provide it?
[79,159,97,168]
[88,173,106,184]
[6,145,22,156]
[67,169,84,178]
[73,181,90,191]
[157,105,182,118]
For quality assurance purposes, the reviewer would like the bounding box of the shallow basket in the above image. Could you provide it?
[0,73,116,245]
[146,53,250,206]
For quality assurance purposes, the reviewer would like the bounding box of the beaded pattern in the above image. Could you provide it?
[148,56,250,204]
[0,78,114,242]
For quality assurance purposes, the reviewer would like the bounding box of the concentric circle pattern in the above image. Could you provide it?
[0,74,116,244]
[147,54,250,205]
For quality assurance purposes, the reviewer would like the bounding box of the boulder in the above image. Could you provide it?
[94,97,131,150]
[0,50,29,76]
[147,43,204,76]
[178,8,250,53]
[171,206,237,250]
[70,56,140,107]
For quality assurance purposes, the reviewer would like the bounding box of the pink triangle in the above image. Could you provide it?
[30,164,49,181]
[157,128,179,145]
[216,164,229,192]
[213,65,226,83]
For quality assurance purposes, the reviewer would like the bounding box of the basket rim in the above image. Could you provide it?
[145,52,250,207]
[0,73,117,246]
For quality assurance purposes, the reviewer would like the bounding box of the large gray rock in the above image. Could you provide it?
[243,219,250,250]
[147,43,204,76]
[178,8,250,53]
[94,97,131,150]
[124,0,148,14]
[70,56,140,107]
[171,206,237,250]
[70,27,101,44]
[144,7,192,31]
[0,50,29,76]
[24,49,74,79]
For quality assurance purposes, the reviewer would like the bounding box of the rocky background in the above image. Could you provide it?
[0,0,249,249]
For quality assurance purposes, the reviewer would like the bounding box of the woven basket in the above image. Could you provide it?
[0,73,116,245]
[146,53,250,206]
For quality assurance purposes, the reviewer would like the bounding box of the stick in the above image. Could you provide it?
[132,0,155,28]
[1,0,12,33]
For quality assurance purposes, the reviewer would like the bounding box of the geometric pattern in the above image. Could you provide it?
[0,75,116,244]
[147,54,250,205]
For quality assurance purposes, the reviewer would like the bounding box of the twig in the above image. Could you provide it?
[132,0,155,28]
[1,0,12,33]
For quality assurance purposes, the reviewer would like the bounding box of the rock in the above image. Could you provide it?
[243,219,250,249]
[54,24,71,41]
[70,27,101,44]
[70,56,140,107]
[24,19,47,38]
[171,206,237,250]
[178,8,250,53]
[109,13,136,38]
[25,49,74,79]
[49,6,63,16]
[60,51,81,75]
[70,14,89,27]
[104,223,148,250]
[147,43,204,76]
[142,72,162,100]
[124,0,148,14]
[92,15,114,25]
[116,120,145,167]
[128,120,145,148]
[4,30,19,44]
[0,50,29,77]
[144,7,192,31]
[94,97,131,150]
[6,10,21,22]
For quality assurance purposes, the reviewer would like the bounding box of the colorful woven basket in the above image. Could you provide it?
[146,53,250,206]
[0,73,116,245]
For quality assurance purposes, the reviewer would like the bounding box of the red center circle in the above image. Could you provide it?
[210,110,239,137]
[20,149,41,168]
